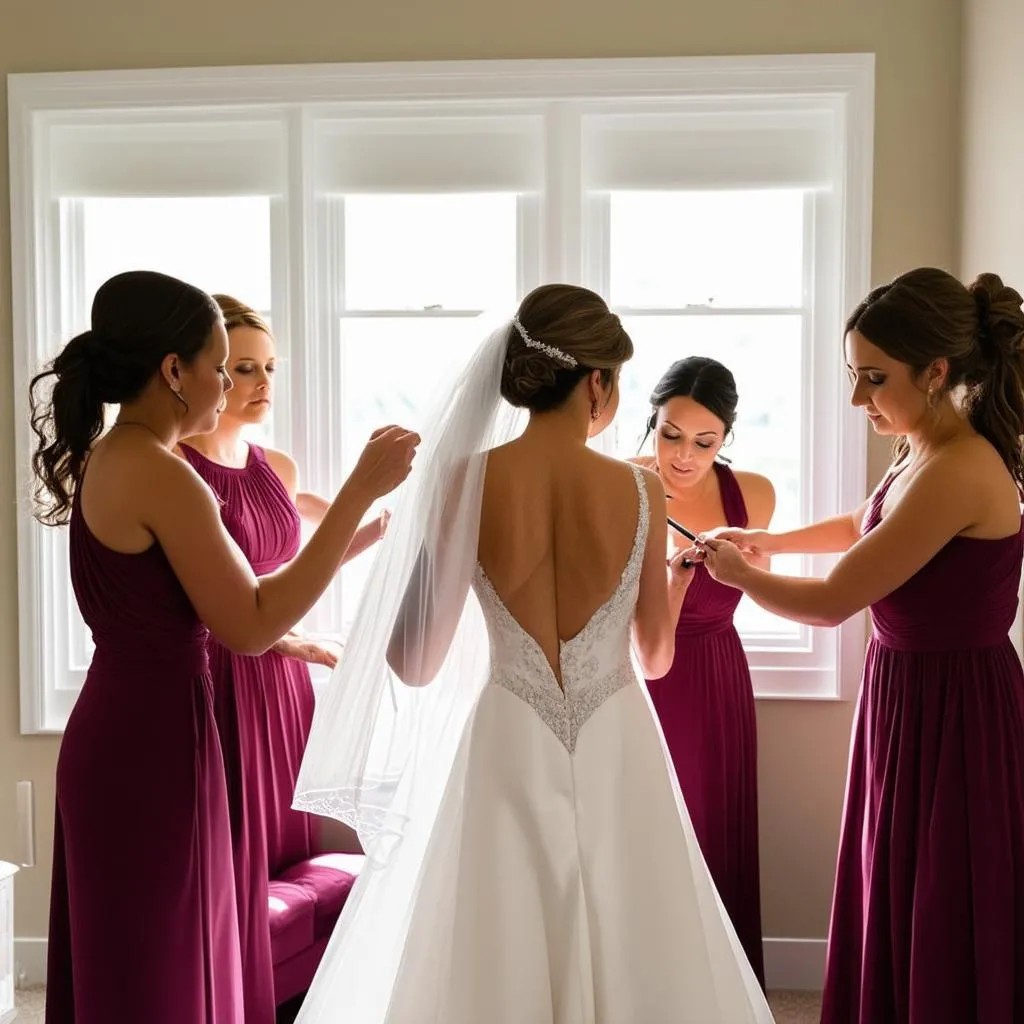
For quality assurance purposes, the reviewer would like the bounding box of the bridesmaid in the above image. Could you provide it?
[179,294,387,1024]
[633,356,774,987]
[700,268,1024,1024]
[30,270,419,1024]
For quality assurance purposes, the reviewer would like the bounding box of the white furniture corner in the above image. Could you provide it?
[0,861,17,1023]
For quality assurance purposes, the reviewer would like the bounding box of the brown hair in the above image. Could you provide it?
[846,267,1024,487]
[212,294,272,337]
[501,284,633,411]
[30,271,221,525]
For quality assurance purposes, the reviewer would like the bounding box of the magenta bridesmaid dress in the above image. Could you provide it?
[45,488,243,1023]
[645,461,766,987]
[181,442,318,1024]
[821,472,1024,1023]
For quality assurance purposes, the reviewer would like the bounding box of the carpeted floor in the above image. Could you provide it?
[15,986,822,1022]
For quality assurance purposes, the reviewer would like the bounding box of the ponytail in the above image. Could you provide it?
[966,274,1024,491]
[28,270,221,525]
[30,332,107,525]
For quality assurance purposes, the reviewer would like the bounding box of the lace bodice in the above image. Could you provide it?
[472,463,649,753]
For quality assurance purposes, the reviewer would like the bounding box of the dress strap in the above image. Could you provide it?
[863,470,899,533]
[714,462,750,529]
[627,462,651,562]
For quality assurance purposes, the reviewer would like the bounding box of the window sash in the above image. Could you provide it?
[586,188,836,676]
[582,104,839,192]
[46,116,288,197]
[316,115,545,194]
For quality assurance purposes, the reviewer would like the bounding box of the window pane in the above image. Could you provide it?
[608,190,804,309]
[337,315,491,627]
[613,313,804,639]
[67,195,276,661]
[342,194,518,311]
[78,196,273,310]
[75,197,277,444]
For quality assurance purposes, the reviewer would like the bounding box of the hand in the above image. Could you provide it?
[271,632,342,668]
[699,537,751,588]
[703,526,775,559]
[667,545,701,589]
[350,426,420,501]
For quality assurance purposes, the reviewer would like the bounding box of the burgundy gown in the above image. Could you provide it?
[821,473,1024,1023]
[181,443,317,1024]
[45,491,243,1023]
[645,462,766,987]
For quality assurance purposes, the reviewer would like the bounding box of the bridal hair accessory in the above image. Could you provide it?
[511,315,578,368]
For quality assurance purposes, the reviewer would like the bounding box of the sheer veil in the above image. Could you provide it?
[292,318,523,1020]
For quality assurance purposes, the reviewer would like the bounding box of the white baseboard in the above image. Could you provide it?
[15,935,825,993]
[764,937,826,991]
[13,939,46,988]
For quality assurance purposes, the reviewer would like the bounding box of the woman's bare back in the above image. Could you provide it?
[478,438,643,685]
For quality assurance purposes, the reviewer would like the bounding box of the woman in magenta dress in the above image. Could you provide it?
[179,295,386,1024]
[29,270,419,1024]
[633,357,775,987]
[701,267,1024,1023]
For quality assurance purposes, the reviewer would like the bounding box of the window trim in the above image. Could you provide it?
[9,54,874,733]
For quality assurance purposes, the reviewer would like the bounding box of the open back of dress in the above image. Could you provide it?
[296,462,775,1023]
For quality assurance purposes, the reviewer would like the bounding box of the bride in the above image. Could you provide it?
[293,284,775,1022]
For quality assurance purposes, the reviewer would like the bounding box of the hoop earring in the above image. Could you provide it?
[171,383,189,413]
[715,428,735,464]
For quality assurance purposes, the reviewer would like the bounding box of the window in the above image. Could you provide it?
[55,196,277,675]
[9,56,874,731]
[576,98,874,694]
[599,188,807,640]
[333,193,523,633]
[77,196,274,310]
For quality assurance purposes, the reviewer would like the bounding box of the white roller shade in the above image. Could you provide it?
[315,115,544,193]
[47,118,287,197]
[583,106,838,191]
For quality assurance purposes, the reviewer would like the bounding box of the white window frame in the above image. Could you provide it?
[9,54,874,733]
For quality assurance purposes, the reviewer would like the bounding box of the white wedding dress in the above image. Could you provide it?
[298,463,774,1022]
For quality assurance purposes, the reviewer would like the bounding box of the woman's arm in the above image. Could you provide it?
[147,427,417,654]
[734,471,776,569]
[701,453,978,627]
[343,511,389,562]
[632,468,694,679]
[296,490,330,525]
[269,449,382,563]
[386,474,472,687]
[297,491,388,563]
[711,502,870,558]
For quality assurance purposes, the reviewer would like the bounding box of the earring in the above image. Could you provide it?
[590,399,599,421]
[170,383,189,411]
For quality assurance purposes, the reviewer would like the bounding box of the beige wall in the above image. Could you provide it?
[962,0,1024,285]
[0,0,960,945]
[962,0,1024,664]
